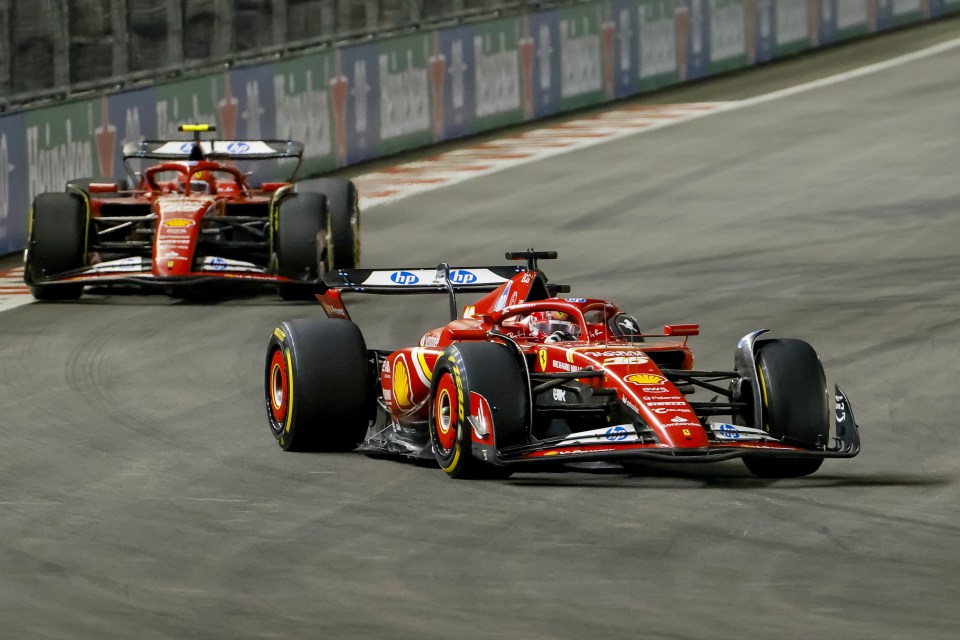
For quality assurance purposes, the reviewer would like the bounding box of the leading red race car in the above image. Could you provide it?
[264,251,860,479]
[24,124,360,300]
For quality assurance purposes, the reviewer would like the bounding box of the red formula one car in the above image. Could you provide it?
[24,124,360,300]
[264,251,860,479]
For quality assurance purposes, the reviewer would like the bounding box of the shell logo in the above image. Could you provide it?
[163,218,195,228]
[625,373,667,386]
[392,357,414,410]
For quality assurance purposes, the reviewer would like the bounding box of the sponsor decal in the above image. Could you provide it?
[521,272,533,284]
[508,291,519,306]
[622,397,640,414]
[495,282,512,311]
[163,218,195,228]
[470,392,492,438]
[835,394,846,422]
[390,270,419,285]
[716,423,740,439]
[226,141,251,153]
[641,386,670,395]
[551,359,582,373]
[671,416,688,423]
[273,327,286,341]
[647,401,688,406]
[392,356,414,409]
[208,257,227,271]
[420,333,440,348]
[564,297,586,303]
[605,425,629,441]
[682,429,691,436]
[538,348,547,371]
[625,373,667,386]
[552,388,566,402]
[582,350,647,358]
[449,269,477,284]
[602,356,650,366]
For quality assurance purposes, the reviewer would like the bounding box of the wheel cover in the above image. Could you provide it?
[434,375,458,452]
[269,349,288,424]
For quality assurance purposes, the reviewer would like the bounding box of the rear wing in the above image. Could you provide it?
[122,139,305,161]
[322,264,524,321]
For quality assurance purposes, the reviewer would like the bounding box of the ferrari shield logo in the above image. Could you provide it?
[538,348,547,371]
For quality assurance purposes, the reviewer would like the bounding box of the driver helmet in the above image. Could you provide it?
[526,311,581,342]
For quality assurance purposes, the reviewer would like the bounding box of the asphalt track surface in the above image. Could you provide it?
[2,22,960,639]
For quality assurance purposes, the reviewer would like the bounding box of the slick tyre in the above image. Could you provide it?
[743,338,828,479]
[265,318,370,451]
[428,342,528,479]
[25,192,87,300]
[275,192,327,300]
[312,178,360,269]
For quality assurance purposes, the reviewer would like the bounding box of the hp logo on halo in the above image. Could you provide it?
[449,270,477,284]
[605,426,628,441]
[390,271,419,285]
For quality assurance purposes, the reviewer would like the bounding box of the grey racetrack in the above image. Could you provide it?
[2,22,959,639]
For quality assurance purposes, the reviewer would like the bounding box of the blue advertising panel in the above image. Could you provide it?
[436,24,476,140]
[107,88,156,183]
[610,0,639,97]
[524,10,562,120]
[753,0,777,62]
[340,42,381,166]
[0,113,28,254]
[685,0,711,80]
[228,63,277,140]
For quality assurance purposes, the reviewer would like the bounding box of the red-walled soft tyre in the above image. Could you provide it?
[265,318,370,451]
[428,342,528,479]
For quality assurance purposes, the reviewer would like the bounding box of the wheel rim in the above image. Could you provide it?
[269,349,288,424]
[434,374,458,453]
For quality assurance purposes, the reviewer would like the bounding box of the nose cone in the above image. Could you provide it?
[153,197,212,277]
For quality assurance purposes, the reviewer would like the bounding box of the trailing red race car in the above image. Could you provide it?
[264,251,860,479]
[24,124,360,300]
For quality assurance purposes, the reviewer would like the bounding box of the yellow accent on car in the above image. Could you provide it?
[274,327,286,341]
[179,124,213,132]
[440,432,461,474]
[284,348,294,434]
[417,349,433,382]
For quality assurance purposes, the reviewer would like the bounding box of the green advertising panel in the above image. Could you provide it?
[708,0,748,74]
[377,33,433,156]
[152,74,227,139]
[23,100,99,203]
[556,3,606,111]
[272,51,338,175]
[834,0,872,41]
[472,16,525,132]
[637,0,681,92]
[774,0,813,57]
[890,0,923,25]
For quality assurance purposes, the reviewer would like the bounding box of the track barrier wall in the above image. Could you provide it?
[1,0,959,254]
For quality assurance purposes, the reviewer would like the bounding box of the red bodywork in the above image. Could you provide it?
[58,161,294,286]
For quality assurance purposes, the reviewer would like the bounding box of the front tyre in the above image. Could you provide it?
[265,318,370,451]
[25,192,87,300]
[742,338,829,479]
[428,342,528,479]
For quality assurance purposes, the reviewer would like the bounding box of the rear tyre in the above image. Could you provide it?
[428,342,528,479]
[265,318,370,451]
[312,178,360,269]
[275,192,327,300]
[742,338,829,479]
[25,192,87,300]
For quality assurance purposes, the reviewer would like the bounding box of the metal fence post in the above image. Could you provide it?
[111,0,129,77]
[53,0,70,89]
[167,0,183,69]
[273,0,288,49]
